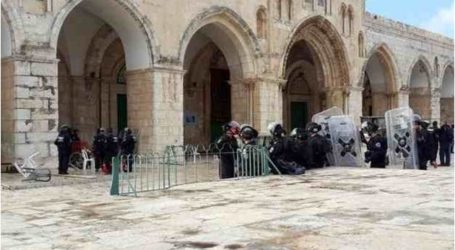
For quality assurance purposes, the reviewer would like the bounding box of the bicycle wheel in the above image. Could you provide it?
[69,152,83,169]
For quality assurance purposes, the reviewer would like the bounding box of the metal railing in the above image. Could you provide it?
[110,144,280,196]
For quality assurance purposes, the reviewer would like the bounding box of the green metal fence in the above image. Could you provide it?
[110,144,279,196]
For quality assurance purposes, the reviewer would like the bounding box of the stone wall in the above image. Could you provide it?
[1,59,15,163]
[441,98,454,124]
[14,59,59,160]
[0,0,453,161]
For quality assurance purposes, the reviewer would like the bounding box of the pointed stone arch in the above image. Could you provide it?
[50,0,157,70]
[407,55,433,89]
[280,15,350,88]
[359,43,400,116]
[408,55,433,118]
[178,6,261,79]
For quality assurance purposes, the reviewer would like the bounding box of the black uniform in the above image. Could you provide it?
[54,129,72,174]
[104,130,119,174]
[121,130,136,172]
[269,136,305,175]
[416,127,433,170]
[291,134,310,168]
[216,134,238,179]
[307,134,331,169]
[93,131,107,171]
[365,133,387,168]
[439,124,453,166]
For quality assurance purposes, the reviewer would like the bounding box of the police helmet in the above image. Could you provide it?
[267,122,285,137]
[240,125,258,140]
[290,128,306,140]
[413,114,422,126]
[307,122,322,134]
[124,127,132,134]
[222,121,240,133]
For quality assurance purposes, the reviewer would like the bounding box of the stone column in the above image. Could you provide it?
[397,87,410,108]
[127,66,184,153]
[430,88,441,123]
[230,79,252,125]
[325,87,345,112]
[1,58,16,163]
[151,67,185,152]
[12,57,59,160]
[252,77,286,135]
[346,86,363,125]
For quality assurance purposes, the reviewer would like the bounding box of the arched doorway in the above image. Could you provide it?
[181,11,258,145]
[281,16,349,131]
[361,45,398,117]
[183,41,232,145]
[440,64,454,123]
[409,58,432,119]
[54,0,154,143]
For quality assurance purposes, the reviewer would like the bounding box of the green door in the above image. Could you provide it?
[291,102,309,129]
[117,94,128,131]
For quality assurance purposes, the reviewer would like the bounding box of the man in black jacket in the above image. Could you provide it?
[290,128,310,168]
[306,122,331,169]
[93,128,107,172]
[267,123,305,175]
[216,121,240,179]
[105,128,119,174]
[439,123,453,166]
[121,128,137,172]
[364,123,388,168]
[55,126,72,175]
[414,118,437,170]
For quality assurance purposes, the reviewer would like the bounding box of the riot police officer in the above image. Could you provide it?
[121,128,137,172]
[414,116,437,170]
[364,122,388,168]
[105,128,119,174]
[93,128,107,172]
[307,122,331,169]
[290,128,309,168]
[267,122,305,175]
[54,125,72,175]
[239,124,258,146]
[439,122,453,166]
[216,121,240,179]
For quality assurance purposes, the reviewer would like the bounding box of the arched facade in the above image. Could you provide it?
[0,0,453,162]
[181,8,261,144]
[408,56,433,119]
[440,63,454,123]
[281,15,350,130]
[360,44,399,116]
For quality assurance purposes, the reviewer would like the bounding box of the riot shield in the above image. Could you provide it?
[327,115,362,167]
[312,107,344,137]
[385,107,418,169]
[312,107,344,165]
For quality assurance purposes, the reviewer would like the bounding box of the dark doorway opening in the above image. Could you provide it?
[291,102,309,129]
[210,69,231,142]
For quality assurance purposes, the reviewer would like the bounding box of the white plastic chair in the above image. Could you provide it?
[82,149,95,174]
[13,152,51,182]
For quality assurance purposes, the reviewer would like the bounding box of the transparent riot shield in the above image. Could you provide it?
[327,115,362,167]
[385,107,418,169]
[312,107,344,165]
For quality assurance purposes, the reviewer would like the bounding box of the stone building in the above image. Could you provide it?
[1,0,453,163]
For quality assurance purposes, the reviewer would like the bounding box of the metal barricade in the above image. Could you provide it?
[110,144,280,196]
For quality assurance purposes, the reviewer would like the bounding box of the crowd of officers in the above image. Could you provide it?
[216,116,454,179]
[54,126,136,175]
[54,115,453,176]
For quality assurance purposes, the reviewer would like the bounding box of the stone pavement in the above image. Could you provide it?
[1,167,453,250]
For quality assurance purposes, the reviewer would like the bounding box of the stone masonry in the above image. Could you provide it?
[1,0,453,162]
